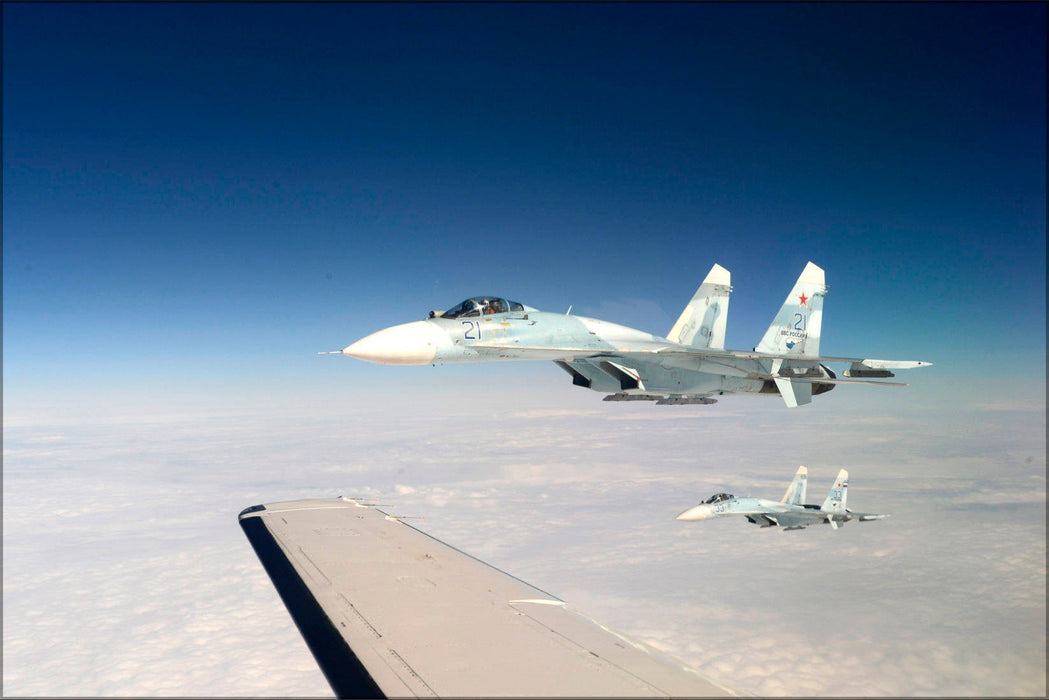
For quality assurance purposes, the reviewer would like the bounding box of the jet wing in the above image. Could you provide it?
[474,341,929,374]
[471,342,674,359]
[239,498,733,698]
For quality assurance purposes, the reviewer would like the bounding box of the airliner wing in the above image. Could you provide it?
[239,498,733,698]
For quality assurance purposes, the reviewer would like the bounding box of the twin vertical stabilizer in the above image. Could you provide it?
[820,469,849,513]
[781,466,808,505]
[668,263,732,350]
[756,261,826,358]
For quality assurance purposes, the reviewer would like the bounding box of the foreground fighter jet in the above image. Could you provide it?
[335,262,930,407]
[676,466,888,530]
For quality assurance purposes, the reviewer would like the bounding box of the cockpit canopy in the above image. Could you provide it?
[433,297,526,319]
[702,492,734,504]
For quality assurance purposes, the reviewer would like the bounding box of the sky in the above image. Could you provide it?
[3,2,1046,697]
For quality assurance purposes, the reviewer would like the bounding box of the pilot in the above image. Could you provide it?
[483,299,495,314]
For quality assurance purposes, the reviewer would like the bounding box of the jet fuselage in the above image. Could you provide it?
[342,310,800,399]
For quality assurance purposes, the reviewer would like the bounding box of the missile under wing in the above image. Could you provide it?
[239,497,735,697]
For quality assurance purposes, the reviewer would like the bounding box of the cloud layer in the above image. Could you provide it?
[4,386,1046,696]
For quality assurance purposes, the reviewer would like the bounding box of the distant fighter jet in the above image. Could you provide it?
[676,466,888,530]
[334,262,930,407]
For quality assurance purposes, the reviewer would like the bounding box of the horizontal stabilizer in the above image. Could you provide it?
[773,377,812,408]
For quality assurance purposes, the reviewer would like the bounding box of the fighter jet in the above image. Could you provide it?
[334,262,931,407]
[676,466,888,530]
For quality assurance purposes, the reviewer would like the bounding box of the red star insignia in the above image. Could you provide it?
[798,291,809,306]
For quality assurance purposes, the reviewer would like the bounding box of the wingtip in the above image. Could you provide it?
[238,504,266,519]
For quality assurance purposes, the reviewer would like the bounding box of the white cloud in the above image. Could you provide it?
[3,393,1045,696]
[970,398,1048,413]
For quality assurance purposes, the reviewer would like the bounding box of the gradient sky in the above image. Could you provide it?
[3,2,1045,419]
[3,3,1047,696]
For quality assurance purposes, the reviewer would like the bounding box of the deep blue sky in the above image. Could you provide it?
[4,2,1045,415]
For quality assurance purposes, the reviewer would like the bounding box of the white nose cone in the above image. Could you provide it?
[343,321,443,365]
[676,505,713,521]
